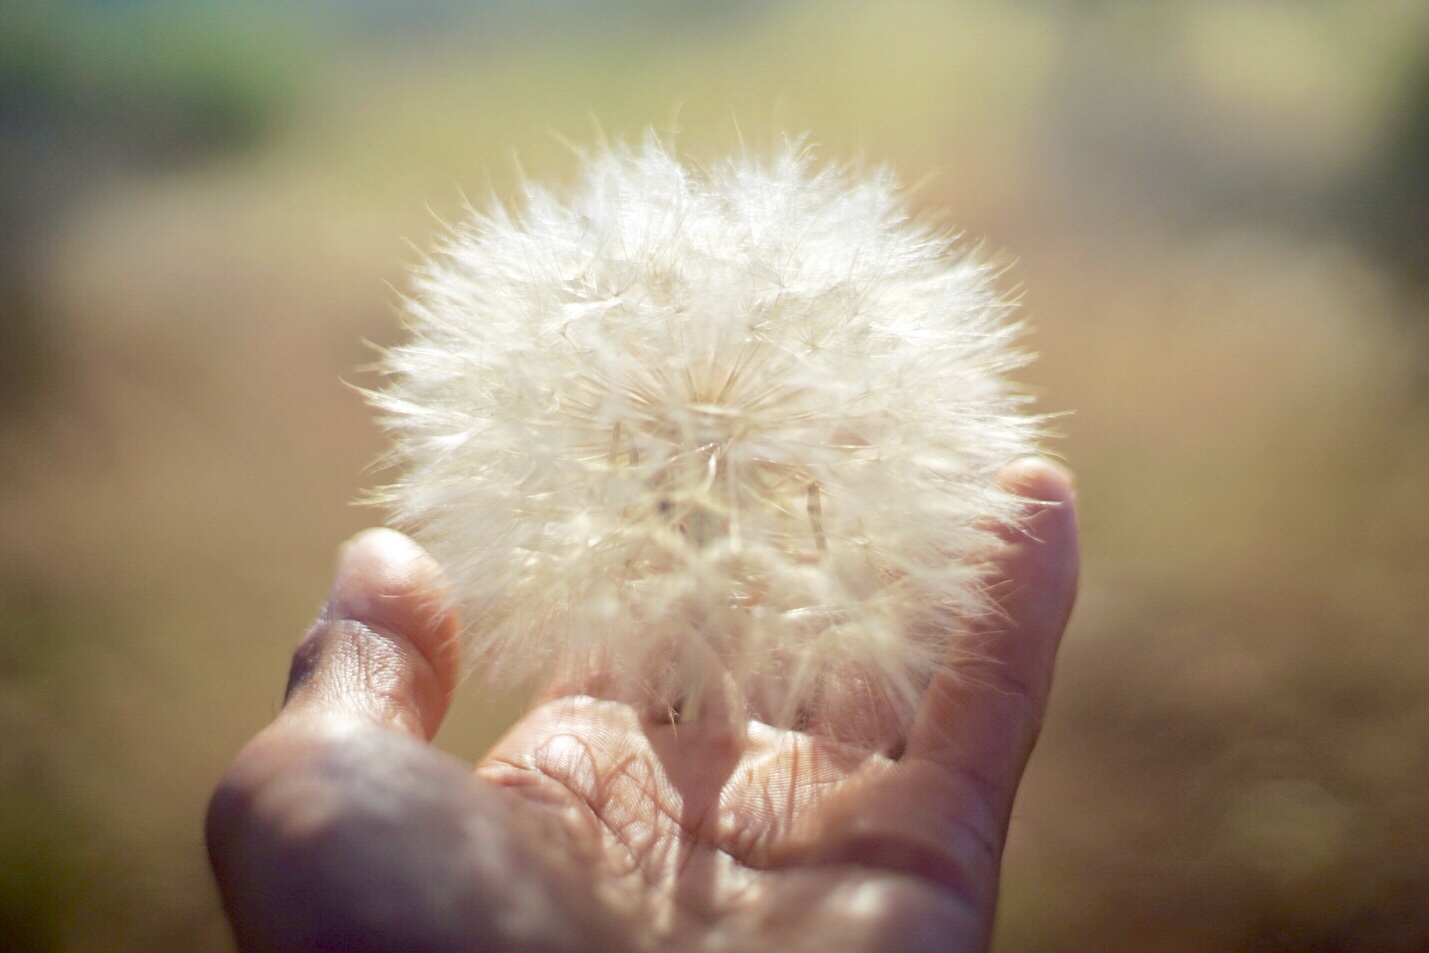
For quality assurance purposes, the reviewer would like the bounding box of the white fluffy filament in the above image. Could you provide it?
[371,138,1040,739]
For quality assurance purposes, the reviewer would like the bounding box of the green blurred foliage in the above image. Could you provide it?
[0,0,303,157]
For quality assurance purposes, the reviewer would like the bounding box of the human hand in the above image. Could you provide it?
[206,459,1078,952]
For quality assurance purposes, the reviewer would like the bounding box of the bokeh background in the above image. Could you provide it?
[3,1,1427,950]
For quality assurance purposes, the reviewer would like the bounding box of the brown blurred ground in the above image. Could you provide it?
[2,2,1428,951]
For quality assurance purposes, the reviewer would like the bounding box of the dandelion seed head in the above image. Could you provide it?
[371,137,1040,741]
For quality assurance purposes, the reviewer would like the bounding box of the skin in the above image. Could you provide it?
[206,458,1078,953]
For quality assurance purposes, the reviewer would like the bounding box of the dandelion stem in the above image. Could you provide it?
[807,482,828,553]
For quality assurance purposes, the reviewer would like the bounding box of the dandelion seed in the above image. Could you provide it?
[370,136,1040,742]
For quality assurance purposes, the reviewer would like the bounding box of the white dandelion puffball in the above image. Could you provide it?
[373,139,1040,736]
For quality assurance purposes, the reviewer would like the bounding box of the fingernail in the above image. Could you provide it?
[326,528,423,622]
[326,534,372,620]
[1006,457,1075,504]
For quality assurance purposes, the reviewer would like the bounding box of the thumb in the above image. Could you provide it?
[283,528,462,740]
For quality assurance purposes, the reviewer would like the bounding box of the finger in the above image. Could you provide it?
[905,457,1079,815]
[773,461,1077,918]
[283,528,462,740]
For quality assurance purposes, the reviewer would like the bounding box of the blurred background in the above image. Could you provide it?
[2,0,1427,949]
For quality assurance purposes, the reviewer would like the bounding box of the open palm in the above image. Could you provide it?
[207,460,1077,952]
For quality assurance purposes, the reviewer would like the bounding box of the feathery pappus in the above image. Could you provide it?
[370,138,1041,743]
